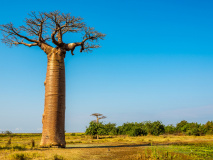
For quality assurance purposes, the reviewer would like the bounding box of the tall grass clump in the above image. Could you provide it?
[10,153,41,160]
[12,144,26,151]
[53,154,65,160]
[11,153,26,160]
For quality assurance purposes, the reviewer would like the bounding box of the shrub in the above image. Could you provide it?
[71,133,76,136]
[85,121,117,136]
[165,124,175,134]
[54,154,64,160]
[128,126,147,136]
[12,144,26,151]
[11,153,26,160]
[186,122,203,136]
[176,120,189,133]
[118,122,136,135]
[203,121,213,134]
[85,121,100,135]
[117,122,148,136]
[144,121,165,136]
[103,123,117,135]
[151,121,165,136]
[85,120,213,137]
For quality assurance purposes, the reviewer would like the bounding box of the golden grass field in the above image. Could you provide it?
[0,133,213,160]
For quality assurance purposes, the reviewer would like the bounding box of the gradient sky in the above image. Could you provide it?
[0,0,213,133]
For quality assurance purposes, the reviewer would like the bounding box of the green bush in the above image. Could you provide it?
[165,124,176,134]
[118,122,135,135]
[85,121,108,136]
[85,120,213,137]
[203,121,213,135]
[186,122,204,136]
[144,121,165,136]
[71,133,76,136]
[114,122,148,136]
[103,123,118,135]
[128,126,147,136]
[176,120,189,133]
[11,153,26,160]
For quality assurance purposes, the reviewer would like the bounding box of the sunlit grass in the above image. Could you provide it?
[0,133,212,159]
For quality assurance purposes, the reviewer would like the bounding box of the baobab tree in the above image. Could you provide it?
[91,113,106,139]
[91,113,106,124]
[0,11,105,148]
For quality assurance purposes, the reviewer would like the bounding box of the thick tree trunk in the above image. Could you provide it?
[40,48,66,147]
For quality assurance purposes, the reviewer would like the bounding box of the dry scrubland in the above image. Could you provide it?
[0,133,213,160]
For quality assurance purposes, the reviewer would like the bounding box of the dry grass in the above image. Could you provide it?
[0,133,212,159]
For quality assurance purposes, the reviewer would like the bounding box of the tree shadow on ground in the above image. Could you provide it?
[65,142,182,149]
[65,144,152,149]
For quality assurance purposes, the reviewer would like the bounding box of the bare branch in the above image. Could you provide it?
[83,27,106,42]
[50,29,61,46]
[44,11,85,46]
[25,12,48,42]
[0,11,105,53]
[64,26,105,55]
[14,41,38,47]
[83,42,101,52]
[44,11,61,46]
[99,116,107,120]
[0,11,51,48]
[1,23,38,42]
[78,27,106,53]
[0,23,40,47]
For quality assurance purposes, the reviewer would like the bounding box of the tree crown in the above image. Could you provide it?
[0,11,106,55]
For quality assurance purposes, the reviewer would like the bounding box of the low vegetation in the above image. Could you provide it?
[85,120,213,137]
[0,121,212,159]
[0,132,212,159]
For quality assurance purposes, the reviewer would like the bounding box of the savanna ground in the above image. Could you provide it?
[0,133,213,160]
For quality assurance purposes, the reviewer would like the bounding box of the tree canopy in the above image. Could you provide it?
[0,11,106,55]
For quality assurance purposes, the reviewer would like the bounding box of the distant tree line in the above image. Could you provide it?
[85,120,213,137]
[1,131,12,135]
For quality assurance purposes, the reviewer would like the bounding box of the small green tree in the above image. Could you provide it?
[85,121,118,137]
[117,122,147,136]
[165,124,176,134]
[104,123,117,135]
[176,120,189,134]
[144,121,165,136]
[203,121,213,135]
[117,122,135,135]
[128,126,147,136]
[186,122,203,136]
[85,121,106,138]
[150,121,165,136]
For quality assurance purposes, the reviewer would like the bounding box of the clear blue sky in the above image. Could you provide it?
[0,0,213,133]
